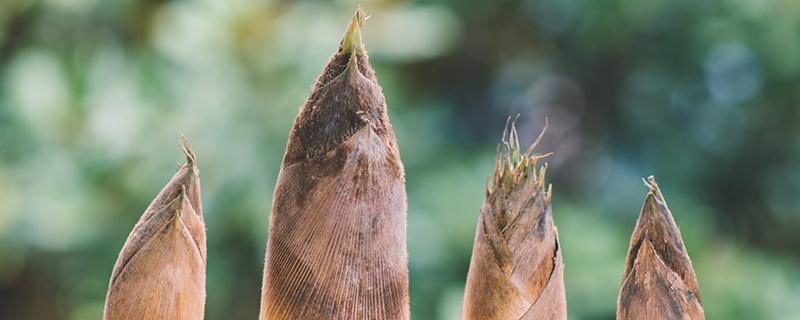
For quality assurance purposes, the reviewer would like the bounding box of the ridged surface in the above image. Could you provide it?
[259,9,409,320]
[617,176,704,320]
[104,140,206,320]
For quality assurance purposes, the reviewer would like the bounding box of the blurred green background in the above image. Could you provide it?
[1,0,799,319]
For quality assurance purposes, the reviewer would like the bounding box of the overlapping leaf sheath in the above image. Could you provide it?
[617,176,704,320]
[104,139,206,320]
[259,8,409,320]
[462,122,566,320]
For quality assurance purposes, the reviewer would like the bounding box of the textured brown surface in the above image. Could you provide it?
[617,176,704,320]
[462,121,566,320]
[104,139,206,320]
[259,8,409,320]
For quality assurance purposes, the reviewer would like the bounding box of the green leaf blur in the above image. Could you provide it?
[0,0,798,319]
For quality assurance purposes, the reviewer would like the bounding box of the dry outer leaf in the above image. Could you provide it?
[103,139,205,320]
[617,176,704,320]
[462,119,566,320]
[259,8,409,320]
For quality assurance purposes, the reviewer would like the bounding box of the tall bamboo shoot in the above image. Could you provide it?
[259,8,409,320]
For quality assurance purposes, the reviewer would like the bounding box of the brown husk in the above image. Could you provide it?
[103,139,206,320]
[259,8,409,320]
[617,176,704,320]
[462,120,566,320]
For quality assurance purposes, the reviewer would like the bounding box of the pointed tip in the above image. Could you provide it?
[171,185,188,215]
[178,184,187,201]
[628,178,679,268]
[625,176,702,301]
[169,206,184,229]
[634,235,655,265]
[339,7,367,55]
[344,47,361,78]
[159,186,188,230]
[643,175,664,199]
[179,135,196,165]
[538,162,548,189]
[640,175,663,213]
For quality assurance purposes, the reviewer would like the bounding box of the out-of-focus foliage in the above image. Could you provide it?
[0,0,799,319]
